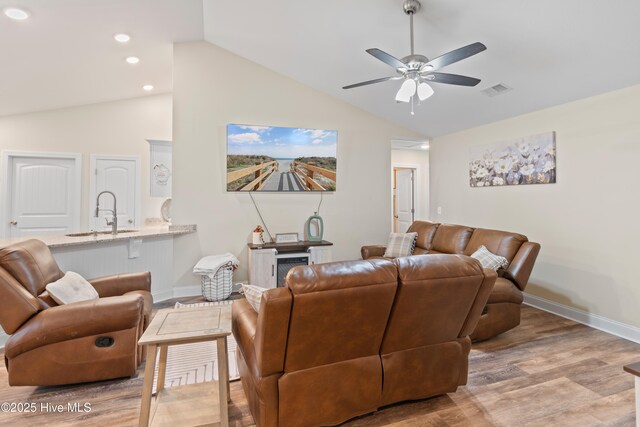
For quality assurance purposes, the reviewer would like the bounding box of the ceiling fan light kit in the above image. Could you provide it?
[343,0,487,115]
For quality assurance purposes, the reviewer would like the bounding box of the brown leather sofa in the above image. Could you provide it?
[0,239,153,386]
[361,220,540,341]
[233,255,496,427]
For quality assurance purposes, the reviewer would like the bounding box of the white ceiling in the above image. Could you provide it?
[391,139,429,151]
[0,0,203,116]
[2,1,640,138]
[203,0,640,137]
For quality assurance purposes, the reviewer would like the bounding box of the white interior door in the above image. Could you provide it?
[92,156,139,230]
[394,168,415,233]
[4,153,81,238]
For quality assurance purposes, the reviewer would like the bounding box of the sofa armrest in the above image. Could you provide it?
[503,242,540,291]
[4,294,145,359]
[459,268,497,337]
[232,288,292,378]
[361,245,387,259]
[255,288,292,376]
[89,272,151,297]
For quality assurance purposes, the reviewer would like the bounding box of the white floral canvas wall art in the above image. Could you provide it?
[469,131,556,187]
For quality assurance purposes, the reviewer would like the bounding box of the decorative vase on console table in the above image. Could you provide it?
[252,225,265,245]
[306,212,324,242]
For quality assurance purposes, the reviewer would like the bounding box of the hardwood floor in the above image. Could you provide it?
[0,300,637,426]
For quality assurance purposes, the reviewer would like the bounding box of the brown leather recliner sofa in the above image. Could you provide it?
[0,239,153,386]
[361,220,540,341]
[233,254,496,427]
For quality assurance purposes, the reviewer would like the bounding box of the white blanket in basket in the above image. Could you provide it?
[193,253,239,279]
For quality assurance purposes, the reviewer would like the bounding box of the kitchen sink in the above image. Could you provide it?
[65,230,138,237]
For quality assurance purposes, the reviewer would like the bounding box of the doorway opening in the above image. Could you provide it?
[391,139,430,232]
[393,167,415,233]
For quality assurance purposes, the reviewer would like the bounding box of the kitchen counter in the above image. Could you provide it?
[0,224,197,249]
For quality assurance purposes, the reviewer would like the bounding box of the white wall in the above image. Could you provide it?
[391,148,430,224]
[430,84,640,328]
[0,94,173,231]
[172,41,424,287]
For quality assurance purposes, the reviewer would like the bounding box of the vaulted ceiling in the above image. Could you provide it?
[2,0,640,138]
[0,0,203,116]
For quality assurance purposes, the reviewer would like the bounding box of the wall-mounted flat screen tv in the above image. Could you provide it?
[226,124,337,192]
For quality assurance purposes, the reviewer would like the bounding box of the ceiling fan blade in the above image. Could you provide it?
[343,75,403,90]
[422,42,486,71]
[425,72,481,87]
[366,48,408,71]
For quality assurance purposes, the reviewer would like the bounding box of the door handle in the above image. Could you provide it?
[128,219,133,224]
[394,215,399,219]
[271,265,274,276]
[9,221,17,226]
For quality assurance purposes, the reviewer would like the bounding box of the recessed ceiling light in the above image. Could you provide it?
[114,33,130,43]
[142,85,154,91]
[420,143,429,150]
[125,56,140,64]
[4,8,29,20]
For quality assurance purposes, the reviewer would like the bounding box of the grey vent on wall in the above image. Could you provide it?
[481,83,513,97]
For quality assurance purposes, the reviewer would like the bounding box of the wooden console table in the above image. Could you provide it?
[248,240,333,287]
[624,362,640,427]
[138,305,232,427]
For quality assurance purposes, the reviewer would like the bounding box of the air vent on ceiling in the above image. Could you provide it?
[481,83,513,97]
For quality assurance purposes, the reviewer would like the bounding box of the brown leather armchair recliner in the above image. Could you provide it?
[361,220,541,341]
[0,239,153,386]
[233,255,496,427]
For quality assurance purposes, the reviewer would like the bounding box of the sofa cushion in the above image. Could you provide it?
[431,224,474,254]
[407,221,439,250]
[286,259,397,295]
[242,284,268,313]
[45,272,99,305]
[413,247,429,255]
[383,254,490,352]
[487,278,523,304]
[283,259,397,372]
[0,239,63,296]
[464,228,527,263]
[470,246,509,271]
[0,268,41,335]
[383,232,417,258]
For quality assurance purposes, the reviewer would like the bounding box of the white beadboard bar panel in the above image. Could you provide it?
[52,235,174,300]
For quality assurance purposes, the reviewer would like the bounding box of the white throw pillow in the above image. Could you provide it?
[45,271,99,305]
[383,232,418,258]
[241,284,268,313]
[470,245,509,271]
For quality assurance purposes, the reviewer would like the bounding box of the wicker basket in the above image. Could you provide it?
[200,261,234,301]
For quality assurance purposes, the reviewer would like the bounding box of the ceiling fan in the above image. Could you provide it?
[343,0,486,114]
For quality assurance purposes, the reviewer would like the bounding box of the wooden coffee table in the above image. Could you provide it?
[138,305,232,427]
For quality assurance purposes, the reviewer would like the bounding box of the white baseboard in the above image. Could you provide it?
[524,293,640,344]
[152,289,175,302]
[171,285,202,299]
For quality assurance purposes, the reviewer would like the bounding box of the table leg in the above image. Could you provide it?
[635,377,640,427]
[139,344,158,427]
[156,345,168,393]
[224,337,230,402]
[217,337,229,427]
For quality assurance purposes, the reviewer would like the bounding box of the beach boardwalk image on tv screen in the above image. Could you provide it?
[226,124,337,192]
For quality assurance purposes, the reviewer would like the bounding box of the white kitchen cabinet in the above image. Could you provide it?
[247,242,333,287]
[308,246,332,265]
[248,248,277,288]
